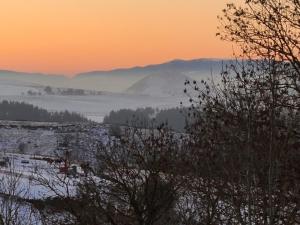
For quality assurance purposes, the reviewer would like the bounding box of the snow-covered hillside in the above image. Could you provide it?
[126,71,190,97]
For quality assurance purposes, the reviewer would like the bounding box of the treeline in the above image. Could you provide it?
[26,86,102,96]
[0,100,88,123]
[103,107,190,132]
[43,86,102,96]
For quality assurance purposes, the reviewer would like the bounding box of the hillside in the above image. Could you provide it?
[73,59,226,92]
[126,71,190,97]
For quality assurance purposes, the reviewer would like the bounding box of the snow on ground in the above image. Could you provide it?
[0,127,57,156]
[0,122,110,200]
[0,153,73,225]
[0,195,42,225]
[0,153,78,200]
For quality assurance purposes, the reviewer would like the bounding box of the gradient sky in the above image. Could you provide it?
[0,0,236,75]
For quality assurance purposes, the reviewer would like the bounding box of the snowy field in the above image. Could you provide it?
[0,153,78,200]
[0,153,78,225]
[0,127,57,156]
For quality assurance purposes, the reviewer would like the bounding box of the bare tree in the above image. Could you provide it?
[75,126,184,225]
[184,56,300,224]
[217,0,300,93]
[0,166,40,225]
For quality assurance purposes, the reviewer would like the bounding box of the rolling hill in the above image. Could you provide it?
[126,71,190,97]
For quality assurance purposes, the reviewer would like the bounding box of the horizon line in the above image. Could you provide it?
[0,57,234,77]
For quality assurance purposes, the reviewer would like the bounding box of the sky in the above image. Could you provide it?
[0,0,236,75]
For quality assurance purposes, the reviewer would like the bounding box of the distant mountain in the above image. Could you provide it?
[76,58,228,77]
[0,70,65,80]
[0,59,231,93]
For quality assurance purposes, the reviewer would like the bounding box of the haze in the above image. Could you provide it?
[0,0,235,75]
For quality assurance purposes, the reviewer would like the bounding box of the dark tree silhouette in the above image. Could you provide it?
[0,100,88,123]
[104,107,190,132]
[184,59,300,224]
[217,0,300,93]
[76,127,183,225]
[179,1,300,223]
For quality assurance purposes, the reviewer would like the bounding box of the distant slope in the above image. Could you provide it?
[74,58,227,92]
[126,71,190,97]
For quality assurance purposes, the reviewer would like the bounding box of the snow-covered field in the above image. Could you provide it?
[0,121,110,217]
[0,127,57,156]
[0,153,77,199]
[0,152,78,225]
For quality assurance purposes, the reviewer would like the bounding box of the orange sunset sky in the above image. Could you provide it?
[0,0,236,75]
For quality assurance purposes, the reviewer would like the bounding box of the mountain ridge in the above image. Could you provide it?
[0,58,231,78]
[76,58,230,77]
[0,58,230,93]
[0,70,67,78]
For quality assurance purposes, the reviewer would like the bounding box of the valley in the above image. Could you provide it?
[0,59,226,122]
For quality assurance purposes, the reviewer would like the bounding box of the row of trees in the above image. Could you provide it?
[44,86,102,96]
[0,100,88,123]
[103,107,189,132]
